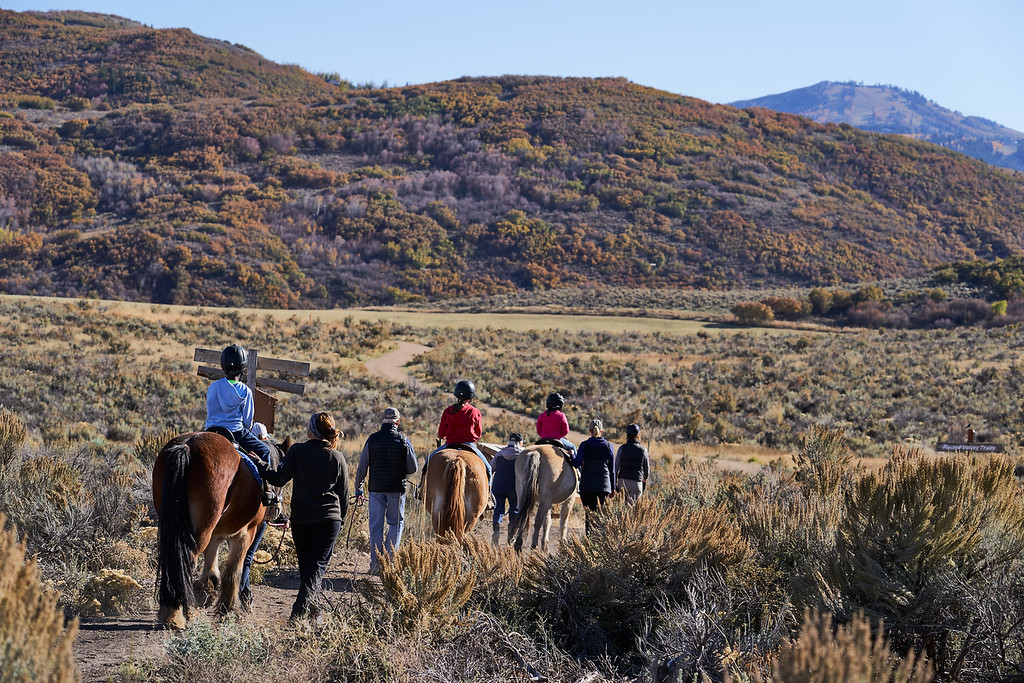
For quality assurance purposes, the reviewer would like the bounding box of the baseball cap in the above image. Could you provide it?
[589,419,603,431]
[253,422,269,440]
[508,432,524,443]
[626,423,640,437]
[382,407,401,423]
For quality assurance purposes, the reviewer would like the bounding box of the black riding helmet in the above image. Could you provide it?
[546,392,564,411]
[220,344,248,379]
[453,379,476,400]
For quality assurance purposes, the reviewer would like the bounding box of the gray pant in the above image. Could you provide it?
[368,491,406,571]
[618,478,644,502]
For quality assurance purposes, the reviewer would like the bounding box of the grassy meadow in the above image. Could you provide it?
[1,293,1024,681]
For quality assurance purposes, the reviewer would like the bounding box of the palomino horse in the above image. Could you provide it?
[422,447,489,541]
[509,444,579,552]
[151,431,265,629]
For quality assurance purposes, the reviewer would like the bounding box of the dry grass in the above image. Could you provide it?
[754,610,932,682]
[0,294,807,336]
[0,512,79,682]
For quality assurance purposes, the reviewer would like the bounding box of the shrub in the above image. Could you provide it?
[364,539,475,633]
[732,301,774,324]
[528,496,752,669]
[0,410,27,470]
[133,429,178,465]
[755,610,932,682]
[0,513,78,682]
[459,535,535,614]
[165,614,271,679]
[76,568,146,616]
[822,450,1024,676]
[760,296,810,320]
[793,425,853,497]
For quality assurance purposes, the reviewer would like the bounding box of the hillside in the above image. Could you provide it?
[731,81,1024,172]
[2,11,1024,307]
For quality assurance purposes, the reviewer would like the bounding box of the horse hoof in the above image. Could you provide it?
[158,606,188,630]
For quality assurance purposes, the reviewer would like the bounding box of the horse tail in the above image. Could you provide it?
[439,457,467,540]
[511,449,540,539]
[156,443,197,617]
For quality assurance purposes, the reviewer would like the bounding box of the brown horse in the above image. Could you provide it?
[422,448,489,541]
[151,432,265,629]
[509,444,579,552]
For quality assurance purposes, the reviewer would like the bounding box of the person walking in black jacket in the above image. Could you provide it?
[258,412,348,620]
[573,419,615,533]
[354,407,418,573]
[615,423,650,502]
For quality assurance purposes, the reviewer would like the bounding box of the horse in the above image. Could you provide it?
[422,447,490,541]
[508,444,579,552]
[151,431,267,629]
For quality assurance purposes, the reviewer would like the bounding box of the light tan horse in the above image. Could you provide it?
[509,444,579,552]
[422,448,489,540]
[151,432,266,629]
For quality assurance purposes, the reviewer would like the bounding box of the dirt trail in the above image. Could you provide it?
[361,343,761,474]
[73,547,376,681]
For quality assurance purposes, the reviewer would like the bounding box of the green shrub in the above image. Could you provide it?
[793,425,853,496]
[15,95,56,110]
[528,496,753,668]
[822,450,1024,676]
[165,615,271,678]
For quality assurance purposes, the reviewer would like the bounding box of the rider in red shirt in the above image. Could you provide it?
[439,385,482,444]
[429,379,490,477]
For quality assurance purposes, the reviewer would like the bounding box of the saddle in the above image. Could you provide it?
[205,428,283,512]
[443,442,480,455]
[534,438,578,474]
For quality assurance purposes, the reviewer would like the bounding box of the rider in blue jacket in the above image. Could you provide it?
[205,344,271,465]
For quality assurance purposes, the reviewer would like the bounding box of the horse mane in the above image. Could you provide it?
[156,442,197,617]
[438,457,467,540]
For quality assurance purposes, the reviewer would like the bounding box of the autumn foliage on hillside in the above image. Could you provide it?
[2,10,1024,306]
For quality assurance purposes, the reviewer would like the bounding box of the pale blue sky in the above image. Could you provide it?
[5,0,1024,131]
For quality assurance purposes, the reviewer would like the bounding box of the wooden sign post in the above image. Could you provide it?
[194,347,310,434]
[936,425,1004,454]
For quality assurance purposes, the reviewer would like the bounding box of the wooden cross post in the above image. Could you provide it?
[194,347,310,434]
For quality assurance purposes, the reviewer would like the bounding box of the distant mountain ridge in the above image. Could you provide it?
[731,81,1024,172]
[2,11,1024,307]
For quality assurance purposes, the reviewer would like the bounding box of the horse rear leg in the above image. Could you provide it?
[215,530,249,615]
[534,501,554,551]
[196,540,221,607]
[558,493,577,545]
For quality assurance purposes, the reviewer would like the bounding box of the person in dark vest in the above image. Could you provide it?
[354,406,418,574]
[615,423,650,502]
[257,412,348,621]
[489,432,523,545]
[573,418,615,533]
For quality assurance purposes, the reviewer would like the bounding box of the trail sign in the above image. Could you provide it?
[935,442,1004,454]
[194,347,310,434]
[936,425,1004,454]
